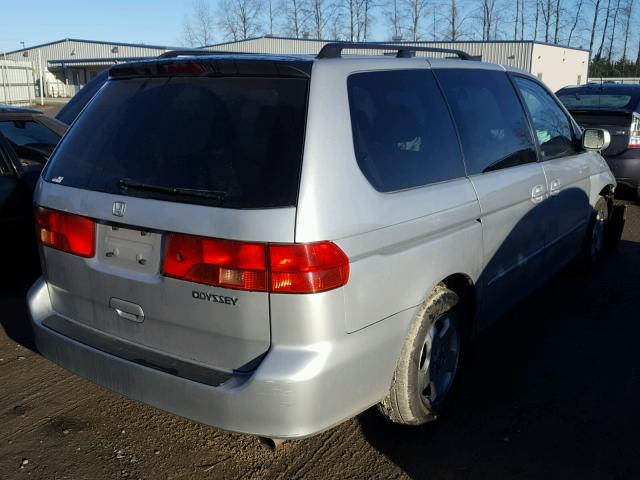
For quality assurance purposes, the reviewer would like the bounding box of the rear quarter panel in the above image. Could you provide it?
[296,59,483,333]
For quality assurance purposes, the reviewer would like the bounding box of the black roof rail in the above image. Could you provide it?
[316,42,473,60]
[158,49,246,58]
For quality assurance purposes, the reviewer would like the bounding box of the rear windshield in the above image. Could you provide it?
[45,76,308,209]
[557,92,637,110]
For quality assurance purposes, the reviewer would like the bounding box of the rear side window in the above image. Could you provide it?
[45,76,308,209]
[347,69,465,192]
[514,77,578,159]
[557,92,637,110]
[0,120,60,150]
[0,120,61,170]
[435,69,537,174]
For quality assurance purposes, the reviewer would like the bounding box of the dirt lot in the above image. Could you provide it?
[1,198,639,480]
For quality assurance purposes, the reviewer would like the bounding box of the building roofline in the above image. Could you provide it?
[48,56,155,66]
[204,36,590,53]
[4,38,181,55]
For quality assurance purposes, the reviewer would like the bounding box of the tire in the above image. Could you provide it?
[578,196,608,270]
[378,285,464,426]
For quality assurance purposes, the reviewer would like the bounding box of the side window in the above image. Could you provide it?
[435,69,537,175]
[0,120,61,171]
[513,76,577,160]
[347,69,465,192]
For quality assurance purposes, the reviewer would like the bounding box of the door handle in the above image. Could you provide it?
[549,179,561,196]
[531,184,546,203]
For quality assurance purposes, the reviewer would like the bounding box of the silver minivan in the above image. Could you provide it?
[28,44,616,442]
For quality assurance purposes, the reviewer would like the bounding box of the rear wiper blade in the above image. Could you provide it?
[119,178,227,202]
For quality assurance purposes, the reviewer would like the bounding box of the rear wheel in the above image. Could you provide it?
[378,286,464,425]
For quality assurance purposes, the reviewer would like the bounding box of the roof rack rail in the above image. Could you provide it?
[316,42,473,60]
[158,49,244,58]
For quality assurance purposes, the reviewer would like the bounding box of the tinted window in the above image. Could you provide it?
[0,120,61,170]
[558,93,633,110]
[45,76,308,209]
[515,77,577,159]
[0,120,59,148]
[435,69,536,174]
[347,69,465,192]
[56,69,108,125]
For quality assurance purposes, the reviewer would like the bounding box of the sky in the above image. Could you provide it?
[0,0,388,53]
[0,0,200,53]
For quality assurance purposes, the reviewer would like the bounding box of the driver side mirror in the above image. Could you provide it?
[582,128,611,151]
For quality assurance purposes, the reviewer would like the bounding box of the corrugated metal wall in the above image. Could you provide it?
[5,39,171,67]
[3,39,174,99]
[205,38,534,70]
[0,59,35,105]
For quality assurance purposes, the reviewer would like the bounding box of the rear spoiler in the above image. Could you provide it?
[109,57,312,80]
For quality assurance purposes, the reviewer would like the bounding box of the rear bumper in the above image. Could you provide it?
[605,150,640,189]
[28,277,409,439]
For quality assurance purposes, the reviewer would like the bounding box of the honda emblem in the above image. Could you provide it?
[112,201,127,217]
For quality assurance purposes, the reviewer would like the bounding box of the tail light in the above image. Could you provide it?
[163,233,349,294]
[630,114,640,149]
[35,207,96,258]
[269,243,350,293]
[164,236,268,291]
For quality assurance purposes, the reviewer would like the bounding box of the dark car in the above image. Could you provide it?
[0,106,67,284]
[556,83,640,197]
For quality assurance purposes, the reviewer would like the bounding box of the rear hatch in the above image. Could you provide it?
[569,110,634,156]
[37,57,310,375]
[557,87,640,157]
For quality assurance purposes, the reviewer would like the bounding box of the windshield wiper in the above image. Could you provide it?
[119,178,227,202]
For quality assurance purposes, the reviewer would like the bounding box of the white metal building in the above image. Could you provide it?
[2,37,589,100]
[204,37,590,92]
[4,38,179,97]
[0,59,36,105]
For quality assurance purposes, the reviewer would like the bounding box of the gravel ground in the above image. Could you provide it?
[1,198,639,480]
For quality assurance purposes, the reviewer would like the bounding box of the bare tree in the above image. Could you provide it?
[181,0,216,47]
[514,0,520,39]
[553,0,561,43]
[534,0,540,40]
[567,0,584,45]
[218,0,262,40]
[265,0,277,35]
[596,0,612,57]
[481,0,498,40]
[362,0,373,40]
[540,0,552,42]
[606,0,621,61]
[403,0,429,41]
[588,0,602,55]
[520,0,525,39]
[386,0,405,39]
[310,0,339,38]
[283,0,308,38]
[621,0,634,60]
[449,0,462,40]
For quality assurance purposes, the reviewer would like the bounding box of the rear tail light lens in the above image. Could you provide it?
[35,207,96,258]
[269,243,350,293]
[630,115,640,149]
[163,234,349,294]
[164,236,268,291]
